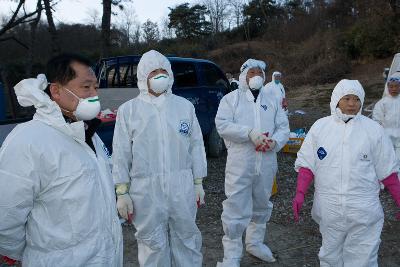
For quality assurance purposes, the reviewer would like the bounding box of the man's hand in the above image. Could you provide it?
[249,129,268,148]
[255,133,276,152]
[282,98,288,110]
[117,194,134,224]
[194,178,205,208]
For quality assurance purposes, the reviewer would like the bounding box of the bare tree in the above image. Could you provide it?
[0,0,43,37]
[160,16,174,39]
[203,0,230,33]
[132,23,141,44]
[0,0,43,89]
[115,2,138,45]
[228,0,245,28]
[43,0,60,55]
[142,19,159,44]
[86,8,101,28]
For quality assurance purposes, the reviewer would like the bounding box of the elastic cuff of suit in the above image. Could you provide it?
[194,178,203,185]
[115,183,130,195]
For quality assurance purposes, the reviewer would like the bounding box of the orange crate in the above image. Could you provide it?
[282,137,304,154]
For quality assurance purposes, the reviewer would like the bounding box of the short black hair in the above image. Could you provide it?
[45,53,92,96]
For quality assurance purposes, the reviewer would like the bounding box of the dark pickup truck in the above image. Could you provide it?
[0,55,230,157]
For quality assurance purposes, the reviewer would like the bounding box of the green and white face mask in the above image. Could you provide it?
[64,87,101,121]
[149,73,170,94]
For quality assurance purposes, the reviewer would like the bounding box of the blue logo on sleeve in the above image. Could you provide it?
[179,120,191,137]
[317,147,327,160]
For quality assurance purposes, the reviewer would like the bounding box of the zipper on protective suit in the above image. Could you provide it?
[340,121,349,216]
[156,102,169,201]
[254,93,262,175]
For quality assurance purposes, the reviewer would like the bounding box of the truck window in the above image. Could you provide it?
[171,62,198,88]
[107,67,116,87]
[106,64,138,88]
[201,63,228,90]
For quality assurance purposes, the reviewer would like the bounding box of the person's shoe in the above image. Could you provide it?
[246,243,276,263]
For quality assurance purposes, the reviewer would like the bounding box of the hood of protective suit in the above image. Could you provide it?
[137,50,174,96]
[330,79,365,119]
[238,59,266,91]
[14,74,85,142]
[271,71,281,82]
[14,74,51,108]
[383,72,400,97]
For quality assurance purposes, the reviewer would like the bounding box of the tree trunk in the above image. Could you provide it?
[259,0,269,23]
[0,65,17,119]
[27,0,42,76]
[43,0,61,55]
[101,0,112,58]
[389,0,400,20]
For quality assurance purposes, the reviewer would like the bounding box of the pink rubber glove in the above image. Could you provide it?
[293,167,314,222]
[381,172,400,220]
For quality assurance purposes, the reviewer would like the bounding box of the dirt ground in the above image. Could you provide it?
[122,72,400,267]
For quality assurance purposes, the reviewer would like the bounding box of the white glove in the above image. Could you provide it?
[249,129,268,147]
[117,194,134,223]
[194,178,205,207]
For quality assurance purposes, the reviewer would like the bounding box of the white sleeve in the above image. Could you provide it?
[374,128,398,180]
[271,102,290,151]
[372,99,385,125]
[215,95,252,143]
[189,105,207,179]
[112,105,133,185]
[0,136,39,260]
[295,124,317,173]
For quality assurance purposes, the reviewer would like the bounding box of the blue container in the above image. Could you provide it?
[0,82,5,121]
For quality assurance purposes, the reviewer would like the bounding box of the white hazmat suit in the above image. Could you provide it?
[112,50,207,267]
[295,79,398,267]
[215,60,290,266]
[265,71,286,100]
[373,73,400,164]
[0,75,123,266]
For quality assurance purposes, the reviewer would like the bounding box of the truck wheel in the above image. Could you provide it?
[208,126,224,158]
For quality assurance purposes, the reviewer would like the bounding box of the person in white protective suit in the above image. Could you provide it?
[293,79,400,267]
[112,50,207,267]
[0,54,123,266]
[265,71,288,112]
[215,59,290,267]
[226,72,239,91]
[373,73,400,164]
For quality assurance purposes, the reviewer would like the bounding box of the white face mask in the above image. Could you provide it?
[63,87,101,121]
[248,75,264,91]
[335,107,356,122]
[149,73,170,94]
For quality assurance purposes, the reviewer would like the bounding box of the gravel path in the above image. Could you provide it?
[122,153,400,267]
[122,82,400,266]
